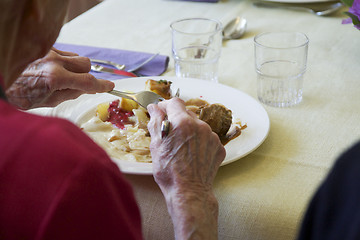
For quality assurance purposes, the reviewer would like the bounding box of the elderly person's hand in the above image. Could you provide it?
[6,48,114,109]
[147,98,226,240]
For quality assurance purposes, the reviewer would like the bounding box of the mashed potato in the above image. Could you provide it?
[81,100,152,162]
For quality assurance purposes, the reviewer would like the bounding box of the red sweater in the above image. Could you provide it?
[0,83,142,239]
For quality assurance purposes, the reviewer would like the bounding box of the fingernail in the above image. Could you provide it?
[106,81,115,89]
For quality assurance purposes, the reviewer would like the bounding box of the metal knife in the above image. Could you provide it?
[91,64,138,77]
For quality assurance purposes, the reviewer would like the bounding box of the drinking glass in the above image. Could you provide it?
[254,32,309,107]
[170,18,223,82]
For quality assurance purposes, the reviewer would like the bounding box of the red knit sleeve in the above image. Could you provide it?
[34,119,143,240]
[0,104,143,240]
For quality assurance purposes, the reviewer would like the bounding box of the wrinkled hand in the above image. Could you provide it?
[147,98,225,240]
[6,48,114,109]
[148,97,225,193]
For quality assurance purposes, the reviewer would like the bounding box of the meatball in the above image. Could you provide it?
[199,103,232,137]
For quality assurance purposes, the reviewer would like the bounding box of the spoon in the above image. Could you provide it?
[222,17,247,40]
[196,17,247,58]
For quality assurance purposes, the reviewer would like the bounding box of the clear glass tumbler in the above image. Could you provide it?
[170,18,223,83]
[254,32,309,107]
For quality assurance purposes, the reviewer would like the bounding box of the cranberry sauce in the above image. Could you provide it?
[107,99,134,129]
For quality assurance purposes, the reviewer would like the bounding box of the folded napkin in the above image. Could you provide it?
[53,43,169,80]
[171,0,219,2]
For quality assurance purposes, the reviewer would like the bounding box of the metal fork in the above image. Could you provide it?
[90,52,159,72]
[253,1,344,16]
[108,90,164,109]
[90,59,125,70]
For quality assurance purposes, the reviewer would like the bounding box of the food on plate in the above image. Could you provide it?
[81,99,151,162]
[145,79,172,99]
[96,102,110,121]
[120,97,139,111]
[80,79,246,162]
[185,99,246,145]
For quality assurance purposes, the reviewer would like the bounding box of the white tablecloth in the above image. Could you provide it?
[54,0,360,239]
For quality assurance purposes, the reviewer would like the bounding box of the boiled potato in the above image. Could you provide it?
[120,98,139,111]
[96,102,110,121]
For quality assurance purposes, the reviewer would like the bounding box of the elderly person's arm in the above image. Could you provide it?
[147,98,226,240]
[6,48,114,109]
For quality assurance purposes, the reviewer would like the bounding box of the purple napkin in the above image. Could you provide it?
[171,0,219,2]
[53,43,169,80]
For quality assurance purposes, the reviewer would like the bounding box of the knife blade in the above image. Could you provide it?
[91,64,138,77]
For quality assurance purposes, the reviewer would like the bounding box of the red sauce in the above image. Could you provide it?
[107,100,134,129]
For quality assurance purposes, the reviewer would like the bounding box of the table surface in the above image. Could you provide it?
[53,0,360,239]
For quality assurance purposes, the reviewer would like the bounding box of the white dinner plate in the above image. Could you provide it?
[51,76,270,175]
[261,0,336,3]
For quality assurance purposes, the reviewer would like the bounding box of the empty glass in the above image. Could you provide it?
[254,32,309,107]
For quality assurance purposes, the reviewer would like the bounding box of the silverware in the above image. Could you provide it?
[126,52,160,72]
[253,1,344,16]
[91,64,138,77]
[90,59,125,70]
[108,90,164,109]
[90,52,159,73]
[196,17,247,58]
[223,17,247,40]
[174,88,180,98]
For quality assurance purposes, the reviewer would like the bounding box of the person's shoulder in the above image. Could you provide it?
[331,140,360,176]
[337,141,360,162]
